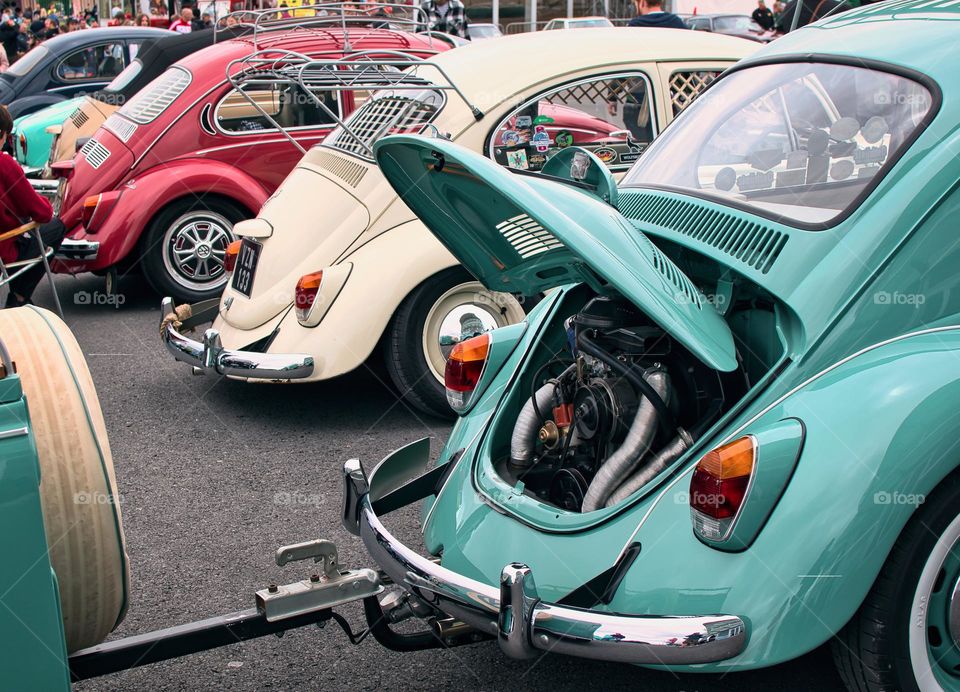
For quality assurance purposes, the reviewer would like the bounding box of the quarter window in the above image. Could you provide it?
[215,83,339,134]
[488,73,656,173]
[56,44,126,82]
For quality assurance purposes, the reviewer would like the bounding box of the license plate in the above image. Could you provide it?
[231,238,262,297]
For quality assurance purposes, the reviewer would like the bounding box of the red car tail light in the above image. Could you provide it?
[690,436,756,542]
[295,271,324,322]
[81,191,122,233]
[445,333,490,413]
[224,240,243,274]
[18,132,26,158]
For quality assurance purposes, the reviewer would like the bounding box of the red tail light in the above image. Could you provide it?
[224,240,243,274]
[18,132,26,157]
[444,333,490,412]
[690,436,756,542]
[295,271,324,322]
[81,191,122,232]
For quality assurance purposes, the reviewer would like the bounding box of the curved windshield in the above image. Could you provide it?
[622,62,933,226]
[6,45,49,77]
[105,59,144,93]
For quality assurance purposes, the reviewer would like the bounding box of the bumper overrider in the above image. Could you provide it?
[342,450,748,666]
[160,297,314,379]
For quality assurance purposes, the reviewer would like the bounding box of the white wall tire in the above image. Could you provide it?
[0,307,129,653]
[384,267,527,418]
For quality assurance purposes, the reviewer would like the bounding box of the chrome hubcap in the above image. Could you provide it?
[421,281,526,383]
[162,211,235,291]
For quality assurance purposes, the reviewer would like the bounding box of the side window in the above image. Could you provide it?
[215,83,340,133]
[668,70,721,116]
[489,72,655,173]
[690,18,710,31]
[56,44,126,81]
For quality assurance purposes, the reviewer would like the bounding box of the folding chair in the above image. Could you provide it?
[0,221,64,318]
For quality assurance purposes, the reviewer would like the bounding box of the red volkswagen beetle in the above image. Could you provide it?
[55,20,449,301]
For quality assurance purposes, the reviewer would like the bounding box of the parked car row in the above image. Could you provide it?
[2,2,959,691]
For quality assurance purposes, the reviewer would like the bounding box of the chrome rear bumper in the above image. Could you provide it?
[160,297,314,380]
[344,455,747,666]
[56,238,100,262]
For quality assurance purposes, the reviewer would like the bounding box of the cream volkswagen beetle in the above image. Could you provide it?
[162,28,756,416]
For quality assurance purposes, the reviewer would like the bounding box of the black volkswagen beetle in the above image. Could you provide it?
[0,26,168,118]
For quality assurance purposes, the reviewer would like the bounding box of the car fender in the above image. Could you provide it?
[261,220,458,381]
[610,326,960,670]
[6,94,67,120]
[77,159,268,271]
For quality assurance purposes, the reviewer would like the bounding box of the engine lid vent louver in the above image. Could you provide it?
[313,150,367,188]
[618,191,788,274]
[69,108,89,128]
[496,213,563,259]
[79,138,111,169]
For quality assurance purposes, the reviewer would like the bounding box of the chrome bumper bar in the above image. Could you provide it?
[56,238,100,262]
[344,459,747,666]
[160,297,314,380]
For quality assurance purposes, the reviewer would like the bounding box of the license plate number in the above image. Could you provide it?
[231,238,262,297]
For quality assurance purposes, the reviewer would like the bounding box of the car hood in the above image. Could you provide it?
[374,135,737,372]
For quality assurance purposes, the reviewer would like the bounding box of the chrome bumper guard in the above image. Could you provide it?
[56,238,100,261]
[343,459,748,666]
[160,297,314,379]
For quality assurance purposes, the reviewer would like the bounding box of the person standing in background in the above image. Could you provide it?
[169,5,193,31]
[419,0,469,38]
[628,0,686,28]
[752,0,775,30]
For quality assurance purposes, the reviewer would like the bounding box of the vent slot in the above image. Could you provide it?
[118,66,191,125]
[325,95,441,160]
[496,214,563,259]
[104,114,137,143]
[69,107,89,129]
[619,192,787,274]
[312,150,367,188]
[79,138,111,169]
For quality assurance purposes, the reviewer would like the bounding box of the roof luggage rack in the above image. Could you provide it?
[224,48,480,157]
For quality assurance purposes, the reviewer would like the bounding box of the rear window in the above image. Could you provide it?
[117,65,192,124]
[323,88,444,160]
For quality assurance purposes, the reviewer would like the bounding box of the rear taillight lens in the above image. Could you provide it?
[224,240,242,274]
[81,191,122,232]
[444,333,490,413]
[690,436,756,542]
[18,132,26,157]
[295,271,324,322]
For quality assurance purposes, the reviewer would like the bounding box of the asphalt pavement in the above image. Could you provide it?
[34,273,847,692]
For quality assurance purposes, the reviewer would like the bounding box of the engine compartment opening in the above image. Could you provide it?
[492,265,789,514]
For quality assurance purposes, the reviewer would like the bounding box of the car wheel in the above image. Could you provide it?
[0,306,128,653]
[141,197,245,303]
[832,471,960,692]
[384,267,527,418]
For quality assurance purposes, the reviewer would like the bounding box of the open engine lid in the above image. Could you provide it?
[374,135,737,372]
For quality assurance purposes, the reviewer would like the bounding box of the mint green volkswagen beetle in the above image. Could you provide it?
[340,3,960,690]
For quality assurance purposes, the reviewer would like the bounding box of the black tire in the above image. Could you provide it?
[832,471,960,692]
[140,196,247,303]
[383,267,526,419]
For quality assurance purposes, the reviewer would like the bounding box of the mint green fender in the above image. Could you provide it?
[12,97,82,169]
[424,325,960,671]
[0,373,70,689]
[607,326,960,670]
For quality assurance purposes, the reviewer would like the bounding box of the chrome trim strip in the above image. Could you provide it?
[949,571,960,648]
[0,426,29,441]
[354,462,747,665]
[618,324,960,558]
[160,297,314,380]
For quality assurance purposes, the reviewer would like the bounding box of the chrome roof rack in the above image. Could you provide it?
[214,2,433,51]
[224,49,481,157]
